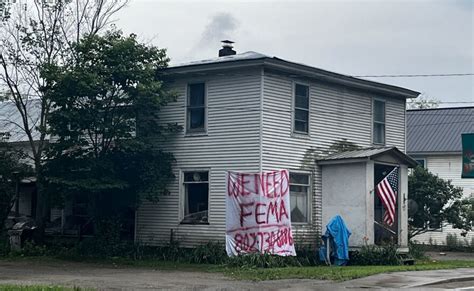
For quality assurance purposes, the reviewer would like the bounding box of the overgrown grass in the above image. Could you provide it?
[223,260,474,281]
[0,285,91,291]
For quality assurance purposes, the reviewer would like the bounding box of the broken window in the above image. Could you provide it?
[187,83,206,133]
[373,99,386,145]
[182,171,209,224]
[290,173,310,223]
[294,84,309,134]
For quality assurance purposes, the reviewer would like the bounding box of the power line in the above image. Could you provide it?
[354,73,474,78]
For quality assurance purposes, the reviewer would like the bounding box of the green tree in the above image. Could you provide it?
[408,167,472,238]
[0,0,127,233]
[42,30,179,228]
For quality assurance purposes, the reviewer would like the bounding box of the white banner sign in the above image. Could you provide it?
[225,170,296,256]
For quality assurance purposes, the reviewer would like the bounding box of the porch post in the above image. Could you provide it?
[398,165,409,247]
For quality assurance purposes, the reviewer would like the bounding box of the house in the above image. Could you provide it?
[134,42,420,250]
[407,107,474,245]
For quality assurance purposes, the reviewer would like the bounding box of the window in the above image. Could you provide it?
[187,83,206,133]
[373,99,385,144]
[290,173,310,223]
[294,84,309,134]
[414,159,425,168]
[182,171,209,224]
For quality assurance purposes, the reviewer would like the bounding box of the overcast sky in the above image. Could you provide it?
[116,0,473,106]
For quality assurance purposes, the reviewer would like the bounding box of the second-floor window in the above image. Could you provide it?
[294,84,309,134]
[373,99,385,144]
[187,83,206,133]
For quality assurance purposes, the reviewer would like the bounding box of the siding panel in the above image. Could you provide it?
[136,70,262,247]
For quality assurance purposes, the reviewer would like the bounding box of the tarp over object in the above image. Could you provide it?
[319,215,351,265]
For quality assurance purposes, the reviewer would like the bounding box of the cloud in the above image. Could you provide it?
[197,12,238,49]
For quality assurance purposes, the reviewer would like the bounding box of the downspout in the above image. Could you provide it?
[259,67,264,173]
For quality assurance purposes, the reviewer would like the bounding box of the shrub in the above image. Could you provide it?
[446,233,459,249]
[350,244,401,266]
[408,241,426,260]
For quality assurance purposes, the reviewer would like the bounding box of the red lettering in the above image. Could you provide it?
[267,201,280,223]
[279,199,289,221]
[240,173,250,195]
[239,202,254,227]
[255,203,266,224]
[280,170,289,197]
[266,172,274,198]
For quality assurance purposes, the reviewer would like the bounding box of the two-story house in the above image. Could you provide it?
[135,42,420,250]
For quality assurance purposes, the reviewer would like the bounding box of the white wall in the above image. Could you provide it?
[413,154,474,245]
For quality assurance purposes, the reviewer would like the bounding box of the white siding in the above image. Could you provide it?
[136,70,262,246]
[261,72,407,246]
[136,68,409,247]
[413,154,474,245]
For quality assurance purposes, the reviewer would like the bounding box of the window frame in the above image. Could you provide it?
[289,171,312,224]
[292,82,310,135]
[185,82,207,136]
[372,98,386,145]
[414,158,426,169]
[179,169,211,225]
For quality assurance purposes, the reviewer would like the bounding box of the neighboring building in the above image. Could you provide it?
[407,107,474,245]
[0,100,42,220]
[135,43,419,249]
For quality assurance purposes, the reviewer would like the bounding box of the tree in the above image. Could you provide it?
[408,166,472,238]
[0,0,128,230]
[0,133,30,232]
[42,30,179,230]
[407,93,440,109]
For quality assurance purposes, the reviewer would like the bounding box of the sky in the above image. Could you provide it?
[116,0,473,106]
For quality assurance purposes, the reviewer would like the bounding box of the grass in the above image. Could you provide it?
[223,260,474,281]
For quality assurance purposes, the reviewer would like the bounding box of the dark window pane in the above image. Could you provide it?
[295,109,308,121]
[189,83,205,106]
[295,84,308,99]
[415,159,425,168]
[295,94,309,109]
[374,100,385,123]
[294,120,308,133]
[184,171,209,182]
[186,184,208,214]
[290,173,309,185]
[188,108,205,130]
[374,122,385,144]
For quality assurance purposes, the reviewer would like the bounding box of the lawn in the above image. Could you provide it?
[223,260,474,281]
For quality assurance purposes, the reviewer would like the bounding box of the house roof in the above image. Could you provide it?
[0,99,44,143]
[407,107,474,154]
[317,146,418,167]
[166,51,420,99]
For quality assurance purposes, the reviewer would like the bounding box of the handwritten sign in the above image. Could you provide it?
[225,170,296,256]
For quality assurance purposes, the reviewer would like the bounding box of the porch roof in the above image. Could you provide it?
[317,146,418,167]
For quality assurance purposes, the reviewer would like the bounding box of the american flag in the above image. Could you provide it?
[375,167,399,226]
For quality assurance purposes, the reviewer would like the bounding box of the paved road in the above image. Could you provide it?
[0,259,473,290]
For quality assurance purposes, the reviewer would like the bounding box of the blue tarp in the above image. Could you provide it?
[319,215,351,265]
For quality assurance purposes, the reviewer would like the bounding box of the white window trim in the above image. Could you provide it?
[372,98,386,145]
[179,168,211,224]
[292,82,311,136]
[185,82,208,136]
[414,158,427,169]
[289,170,312,225]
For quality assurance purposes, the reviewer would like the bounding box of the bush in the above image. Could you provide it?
[0,231,10,256]
[350,244,401,266]
[408,241,426,260]
[446,233,459,249]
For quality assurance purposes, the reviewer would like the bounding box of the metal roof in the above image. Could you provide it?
[0,99,44,143]
[407,107,474,154]
[318,146,418,167]
[171,51,269,67]
[166,51,420,99]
